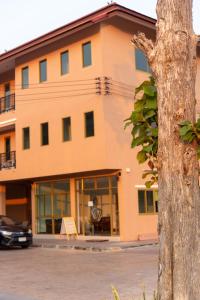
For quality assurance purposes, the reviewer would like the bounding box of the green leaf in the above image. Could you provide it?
[143,144,153,153]
[134,99,145,112]
[135,80,151,95]
[137,150,148,164]
[179,120,191,127]
[131,136,145,148]
[143,85,156,97]
[145,181,153,188]
[144,110,156,120]
[131,111,144,123]
[179,125,192,136]
[146,98,157,110]
[181,131,195,142]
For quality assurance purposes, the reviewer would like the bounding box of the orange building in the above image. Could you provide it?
[0,3,196,241]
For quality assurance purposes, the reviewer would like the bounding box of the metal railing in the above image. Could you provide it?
[0,151,16,170]
[0,94,15,114]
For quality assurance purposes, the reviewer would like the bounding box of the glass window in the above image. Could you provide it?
[84,178,95,190]
[39,59,47,82]
[82,42,92,67]
[23,127,30,150]
[135,49,150,72]
[41,122,49,146]
[138,190,145,213]
[36,180,71,234]
[22,67,29,89]
[85,111,94,137]
[138,190,158,214]
[97,177,109,189]
[63,117,71,141]
[61,51,69,75]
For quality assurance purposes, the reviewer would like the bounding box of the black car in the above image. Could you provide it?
[0,215,32,249]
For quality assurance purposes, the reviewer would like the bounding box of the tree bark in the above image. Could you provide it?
[133,1,200,299]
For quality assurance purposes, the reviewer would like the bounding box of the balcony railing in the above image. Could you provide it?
[0,94,15,114]
[0,151,16,170]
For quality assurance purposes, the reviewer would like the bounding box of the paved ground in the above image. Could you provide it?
[0,245,158,300]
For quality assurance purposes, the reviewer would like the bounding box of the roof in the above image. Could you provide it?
[0,3,156,65]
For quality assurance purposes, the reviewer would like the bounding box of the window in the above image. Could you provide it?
[39,59,47,82]
[82,42,92,67]
[61,51,69,75]
[23,127,30,149]
[22,67,29,89]
[85,111,94,137]
[135,48,151,72]
[63,117,71,141]
[36,180,71,234]
[41,122,49,146]
[138,190,158,214]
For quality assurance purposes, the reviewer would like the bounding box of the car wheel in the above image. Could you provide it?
[21,245,29,249]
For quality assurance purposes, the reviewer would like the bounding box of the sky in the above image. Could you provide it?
[0,0,200,54]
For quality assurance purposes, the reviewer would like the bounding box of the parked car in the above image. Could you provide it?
[0,215,32,249]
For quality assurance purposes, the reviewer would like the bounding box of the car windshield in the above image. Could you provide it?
[0,216,16,226]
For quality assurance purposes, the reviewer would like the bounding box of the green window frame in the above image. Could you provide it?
[61,51,69,75]
[138,189,158,214]
[135,48,151,73]
[63,117,71,141]
[82,42,92,67]
[22,66,29,89]
[23,127,30,150]
[39,59,47,82]
[41,122,49,146]
[85,111,94,137]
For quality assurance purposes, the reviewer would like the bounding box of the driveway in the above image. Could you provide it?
[0,245,158,300]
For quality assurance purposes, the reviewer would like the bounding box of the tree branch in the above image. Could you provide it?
[131,32,154,59]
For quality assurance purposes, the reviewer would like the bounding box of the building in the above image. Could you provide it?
[0,3,199,241]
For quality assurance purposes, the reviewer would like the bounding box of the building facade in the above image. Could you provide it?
[0,4,199,241]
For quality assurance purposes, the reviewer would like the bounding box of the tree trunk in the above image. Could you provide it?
[133,0,200,299]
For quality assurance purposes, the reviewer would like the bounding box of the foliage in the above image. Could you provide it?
[179,119,200,158]
[125,77,200,187]
[125,77,158,187]
[111,287,158,299]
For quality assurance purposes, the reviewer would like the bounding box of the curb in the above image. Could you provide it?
[31,241,158,252]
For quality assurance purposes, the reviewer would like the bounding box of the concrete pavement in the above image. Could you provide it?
[0,245,158,300]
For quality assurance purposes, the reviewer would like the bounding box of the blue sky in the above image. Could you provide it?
[0,0,199,53]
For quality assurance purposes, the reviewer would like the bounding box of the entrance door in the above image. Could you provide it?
[5,137,11,161]
[76,176,119,236]
[4,83,10,111]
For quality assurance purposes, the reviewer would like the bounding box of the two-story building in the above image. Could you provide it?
[0,3,198,241]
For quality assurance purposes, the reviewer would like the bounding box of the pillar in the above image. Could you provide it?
[0,185,6,215]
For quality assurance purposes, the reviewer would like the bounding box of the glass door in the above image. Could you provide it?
[4,83,10,111]
[36,180,70,234]
[5,137,11,161]
[76,176,119,236]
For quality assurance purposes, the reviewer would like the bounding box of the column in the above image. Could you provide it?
[0,185,6,215]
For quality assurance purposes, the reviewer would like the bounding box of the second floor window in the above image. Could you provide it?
[135,49,151,73]
[41,122,49,146]
[23,127,30,149]
[85,111,94,137]
[22,67,29,89]
[39,59,47,82]
[82,42,92,67]
[61,51,69,75]
[63,117,71,141]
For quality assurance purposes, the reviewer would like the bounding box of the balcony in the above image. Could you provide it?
[0,94,15,114]
[0,151,16,170]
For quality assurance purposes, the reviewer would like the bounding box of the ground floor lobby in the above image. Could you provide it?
[0,170,158,241]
